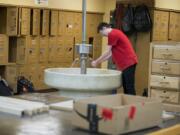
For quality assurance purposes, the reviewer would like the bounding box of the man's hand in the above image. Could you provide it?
[91,60,98,68]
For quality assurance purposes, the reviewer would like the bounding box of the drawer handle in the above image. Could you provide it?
[159,82,170,84]
[160,96,170,99]
[162,54,173,57]
[160,67,171,71]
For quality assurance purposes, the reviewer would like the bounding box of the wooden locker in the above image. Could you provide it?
[27,64,39,89]
[152,10,169,41]
[64,12,74,36]
[6,7,19,36]
[48,36,57,62]
[58,11,65,35]
[74,12,82,36]
[50,10,58,36]
[55,36,65,62]
[36,64,49,90]
[41,9,50,35]
[64,36,74,62]
[0,35,8,65]
[27,36,39,64]
[169,12,180,41]
[20,8,31,35]
[31,9,40,36]
[39,36,49,63]
[16,37,28,64]
[0,7,7,34]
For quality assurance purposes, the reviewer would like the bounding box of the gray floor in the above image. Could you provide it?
[0,110,179,135]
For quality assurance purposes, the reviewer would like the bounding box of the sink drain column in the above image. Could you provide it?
[79,0,92,74]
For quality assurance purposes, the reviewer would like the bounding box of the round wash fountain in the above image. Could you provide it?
[44,68,122,99]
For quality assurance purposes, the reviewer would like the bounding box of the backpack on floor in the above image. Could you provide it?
[122,5,135,35]
[0,78,13,96]
[133,5,152,32]
[17,76,35,95]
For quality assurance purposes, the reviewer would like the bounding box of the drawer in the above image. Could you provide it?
[152,60,180,75]
[151,89,179,104]
[150,75,180,90]
[153,45,180,60]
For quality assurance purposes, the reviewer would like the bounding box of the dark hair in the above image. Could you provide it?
[97,22,111,33]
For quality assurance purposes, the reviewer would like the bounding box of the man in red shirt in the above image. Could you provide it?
[91,22,138,95]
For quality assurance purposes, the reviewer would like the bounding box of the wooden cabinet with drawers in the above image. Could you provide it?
[149,42,180,112]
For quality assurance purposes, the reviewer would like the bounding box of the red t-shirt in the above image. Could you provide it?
[108,29,138,71]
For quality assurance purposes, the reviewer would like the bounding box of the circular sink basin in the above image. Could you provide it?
[44,68,122,99]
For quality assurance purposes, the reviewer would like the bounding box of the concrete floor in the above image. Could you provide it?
[0,110,179,135]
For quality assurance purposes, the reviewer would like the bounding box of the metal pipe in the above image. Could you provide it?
[82,0,86,44]
[80,0,87,74]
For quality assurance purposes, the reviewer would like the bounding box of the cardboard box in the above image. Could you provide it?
[50,10,58,36]
[6,7,19,36]
[31,9,40,36]
[148,124,180,135]
[19,8,31,35]
[72,94,163,134]
[40,9,50,36]
[163,103,180,113]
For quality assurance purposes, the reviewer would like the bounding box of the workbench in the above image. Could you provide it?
[0,110,179,135]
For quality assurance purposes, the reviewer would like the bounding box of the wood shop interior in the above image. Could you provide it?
[0,0,179,135]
